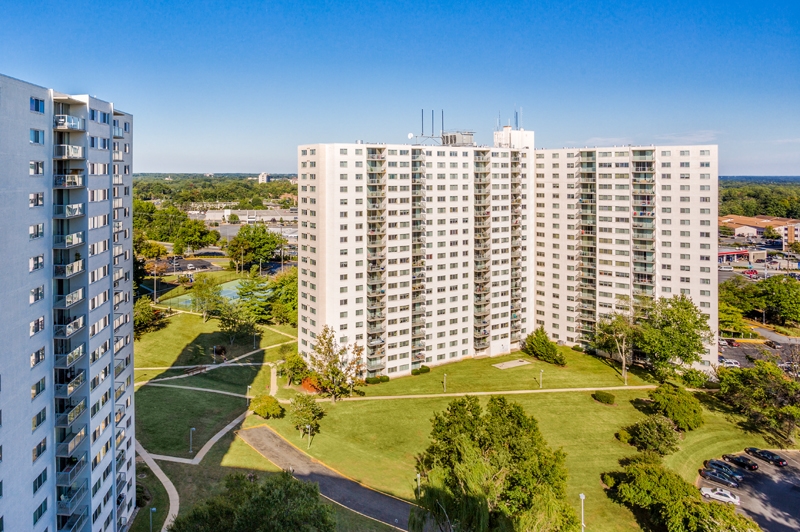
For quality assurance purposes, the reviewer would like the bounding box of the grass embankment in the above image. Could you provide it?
[129,463,170,532]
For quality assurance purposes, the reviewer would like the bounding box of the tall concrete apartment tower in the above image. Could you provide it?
[297,128,718,377]
[0,74,135,532]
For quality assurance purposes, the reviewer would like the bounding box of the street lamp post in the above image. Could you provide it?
[416,473,421,499]
[579,493,585,531]
[189,427,196,454]
[247,385,252,407]
[443,373,447,393]
[150,507,157,532]
[540,369,544,389]
[306,424,311,449]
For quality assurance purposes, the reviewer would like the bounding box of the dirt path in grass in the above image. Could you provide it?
[238,425,412,530]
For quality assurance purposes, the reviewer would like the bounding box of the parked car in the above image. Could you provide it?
[722,360,741,368]
[700,487,740,505]
[722,454,759,471]
[700,468,740,489]
[704,459,744,482]
[186,264,196,271]
[743,269,758,275]
[765,340,783,350]
[728,340,740,347]
[718,355,726,363]
[718,265,734,272]
[745,448,788,466]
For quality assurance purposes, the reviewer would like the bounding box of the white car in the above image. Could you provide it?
[186,264,196,271]
[722,359,740,368]
[718,265,734,272]
[701,487,740,505]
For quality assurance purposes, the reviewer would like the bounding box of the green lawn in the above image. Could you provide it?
[175,364,272,396]
[130,463,170,532]
[134,312,292,376]
[360,348,651,397]
[136,386,247,458]
[258,388,774,532]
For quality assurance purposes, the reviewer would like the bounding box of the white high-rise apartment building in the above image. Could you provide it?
[0,74,135,532]
[297,127,718,377]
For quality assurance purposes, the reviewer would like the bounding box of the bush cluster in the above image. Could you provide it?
[571,345,584,352]
[648,383,704,431]
[365,376,391,385]
[679,368,709,389]
[520,326,567,366]
[616,429,631,444]
[592,391,616,405]
[625,414,679,456]
[419,365,431,373]
[250,395,284,419]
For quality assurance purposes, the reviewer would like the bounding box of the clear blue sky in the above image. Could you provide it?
[2,0,798,174]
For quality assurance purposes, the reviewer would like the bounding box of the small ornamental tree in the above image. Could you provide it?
[626,414,680,455]
[250,395,284,419]
[284,352,309,385]
[191,274,223,322]
[133,296,157,338]
[289,393,324,448]
[521,326,566,366]
[217,300,258,346]
[648,383,705,431]
[594,299,638,385]
[307,325,366,403]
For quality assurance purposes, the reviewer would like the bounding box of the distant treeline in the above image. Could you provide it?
[720,178,800,218]
[133,174,297,209]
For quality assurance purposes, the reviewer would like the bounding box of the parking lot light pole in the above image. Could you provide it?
[189,427,196,454]
[540,369,544,389]
[247,385,252,406]
[306,424,311,449]
[579,493,585,531]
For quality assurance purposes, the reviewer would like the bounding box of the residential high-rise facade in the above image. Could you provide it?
[0,74,135,532]
[298,128,718,377]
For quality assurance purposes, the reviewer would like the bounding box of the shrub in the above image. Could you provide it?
[593,391,616,405]
[380,375,390,382]
[411,369,420,376]
[419,365,431,373]
[365,377,381,385]
[616,429,631,444]
[626,415,679,455]
[648,383,704,431]
[679,368,708,389]
[250,395,284,419]
[572,345,584,352]
[521,326,567,366]
[601,473,617,489]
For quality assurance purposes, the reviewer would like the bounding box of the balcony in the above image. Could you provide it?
[58,508,88,532]
[113,150,124,161]
[115,382,127,401]
[367,338,385,347]
[367,313,385,322]
[474,329,489,338]
[56,426,87,457]
[53,232,85,249]
[54,145,85,159]
[474,341,489,350]
[367,325,385,334]
[54,174,85,188]
[367,300,385,310]
[56,398,87,427]
[54,259,84,278]
[115,429,126,448]
[57,453,88,486]
[54,315,85,339]
[367,360,386,371]
[367,154,385,161]
[54,288,85,309]
[55,370,85,398]
[116,472,127,494]
[54,115,85,131]
[55,343,85,369]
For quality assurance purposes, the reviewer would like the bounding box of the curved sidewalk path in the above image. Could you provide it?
[136,440,180,531]
[238,425,410,530]
[336,384,657,402]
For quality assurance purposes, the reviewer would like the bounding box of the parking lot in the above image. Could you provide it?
[697,451,800,531]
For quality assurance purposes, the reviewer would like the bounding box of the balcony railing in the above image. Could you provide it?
[54,203,85,218]
[57,453,87,486]
[57,507,88,532]
[113,150,124,161]
[54,115,86,131]
[55,370,85,398]
[56,426,86,457]
[54,174,85,188]
[54,259,84,278]
[56,399,87,427]
[53,232,85,248]
[113,125,124,138]
[54,145,85,159]
[54,288,85,309]
[55,343,85,369]
[54,316,85,339]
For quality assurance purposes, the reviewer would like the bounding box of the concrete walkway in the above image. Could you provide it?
[753,327,800,342]
[334,384,658,402]
[149,411,250,465]
[136,441,180,531]
[238,425,412,530]
[270,365,278,395]
[139,382,252,398]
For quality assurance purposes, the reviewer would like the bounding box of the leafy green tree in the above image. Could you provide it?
[284,352,309,385]
[175,219,219,253]
[719,276,763,316]
[756,274,800,325]
[289,394,325,447]
[228,213,240,223]
[237,267,271,322]
[217,300,258,346]
[718,301,749,334]
[625,414,679,455]
[167,472,336,532]
[411,396,578,532]
[191,274,223,322]
[267,267,298,326]
[594,302,637,384]
[648,383,704,431]
[138,240,168,260]
[250,395,284,419]
[133,296,157,338]
[763,225,781,240]
[789,241,800,254]
[718,225,735,237]
[637,295,713,380]
[227,224,286,269]
[307,325,365,403]
[521,326,566,366]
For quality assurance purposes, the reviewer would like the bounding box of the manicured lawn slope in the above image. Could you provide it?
[174,364,272,396]
[129,463,170,532]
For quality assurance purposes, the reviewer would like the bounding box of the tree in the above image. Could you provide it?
[227,224,286,270]
[411,396,578,532]
[175,219,219,254]
[217,300,257,346]
[250,395,284,419]
[237,267,271,322]
[172,240,186,257]
[612,457,761,532]
[133,296,158,338]
[789,241,800,255]
[191,274,223,322]
[289,393,324,448]
[138,240,168,260]
[168,472,336,532]
[267,267,298,326]
[755,274,800,325]
[284,352,309,385]
[520,326,566,366]
[648,383,704,431]
[763,225,781,240]
[228,213,240,224]
[637,295,713,380]
[625,414,680,455]
[718,301,749,334]
[719,276,763,316]
[307,325,365,403]
[718,225,735,237]
[594,303,638,385]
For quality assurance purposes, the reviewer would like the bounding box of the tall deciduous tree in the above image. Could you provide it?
[308,325,365,403]
[763,225,781,240]
[411,396,578,532]
[594,301,638,385]
[637,295,713,380]
[267,267,298,326]
[191,274,223,322]
[217,300,258,346]
[175,219,219,254]
[289,393,325,447]
[227,224,286,269]
[133,296,157,339]
[756,275,800,325]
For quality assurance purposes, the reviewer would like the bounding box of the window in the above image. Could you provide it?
[33,498,47,525]
[30,316,44,336]
[29,223,44,239]
[32,408,46,431]
[29,192,44,207]
[29,161,44,175]
[32,437,46,462]
[29,255,44,272]
[31,377,46,399]
[30,347,45,368]
[29,129,45,144]
[33,468,47,495]
[30,285,44,304]
[30,97,45,113]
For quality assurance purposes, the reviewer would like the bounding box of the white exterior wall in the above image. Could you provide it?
[0,73,135,532]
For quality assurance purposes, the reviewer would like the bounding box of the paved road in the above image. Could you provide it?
[238,425,410,530]
[698,451,800,532]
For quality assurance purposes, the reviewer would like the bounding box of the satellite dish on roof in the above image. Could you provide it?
[407,133,414,139]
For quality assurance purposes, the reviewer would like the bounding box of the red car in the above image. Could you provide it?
[728,340,740,347]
